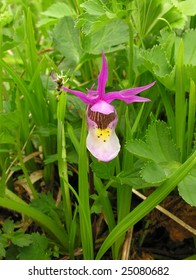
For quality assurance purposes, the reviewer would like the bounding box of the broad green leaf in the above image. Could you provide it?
[2,220,14,234]
[162,2,186,29]
[53,17,83,66]
[30,193,63,229]
[0,132,16,145]
[17,233,50,260]
[177,30,196,65]
[157,29,176,62]
[132,0,185,40]
[178,169,196,206]
[84,18,129,54]
[91,193,107,214]
[178,30,196,87]
[76,13,111,35]
[90,159,115,179]
[76,0,112,35]
[0,111,19,132]
[141,162,166,184]
[126,139,152,160]
[37,17,57,28]
[173,0,196,16]
[132,0,163,39]
[0,10,13,26]
[115,169,145,188]
[126,121,180,163]
[0,111,19,144]
[140,45,175,90]
[141,161,180,185]
[141,29,196,91]
[80,0,108,16]
[11,232,32,247]
[0,243,6,258]
[41,2,76,18]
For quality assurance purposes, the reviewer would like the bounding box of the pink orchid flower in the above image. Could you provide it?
[55,53,155,162]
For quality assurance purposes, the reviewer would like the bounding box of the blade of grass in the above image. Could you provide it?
[157,83,175,137]
[175,39,187,161]
[94,175,116,233]
[24,9,48,124]
[187,80,196,156]
[68,206,79,259]
[15,135,38,199]
[66,122,80,154]
[0,59,41,127]
[0,23,3,111]
[57,92,72,232]
[0,197,68,249]
[24,9,54,183]
[96,149,196,259]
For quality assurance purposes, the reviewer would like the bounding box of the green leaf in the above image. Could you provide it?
[141,29,196,91]
[141,162,166,184]
[81,0,108,16]
[0,197,68,249]
[0,111,20,137]
[114,162,146,188]
[41,3,76,18]
[90,159,115,179]
[179,29,196,65]
[178,169,196,206]
[2,220,14,234]
[76,0,112,36]
[84,18,129,54]
[11,232,32,247]
[132,0,186,40]
[77,13,111,35]
[132,0,163,39]
[0,243,6,258]
[30,193,63,229]
[126,121,180,163]
[126,121,181,186]
[91,193,106,214]
[17,233,50,260]
[162,2,186,29]
[53,17,83,66]
[176,0,196,16]
[126,139,152,160]
[140,45,175,90]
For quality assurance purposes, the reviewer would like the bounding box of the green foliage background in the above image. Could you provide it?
[0,0,195,260]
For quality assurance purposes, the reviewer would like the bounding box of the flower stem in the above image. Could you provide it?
[57,92,72,232]
[78,114,94,259]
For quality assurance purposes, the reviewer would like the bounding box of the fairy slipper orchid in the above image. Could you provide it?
[55,53,155,162]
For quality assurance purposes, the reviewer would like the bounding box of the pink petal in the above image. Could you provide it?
[97,52,108,99]
[104,81,155,103]
[90,100,115,114]
[61,86,95,104]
